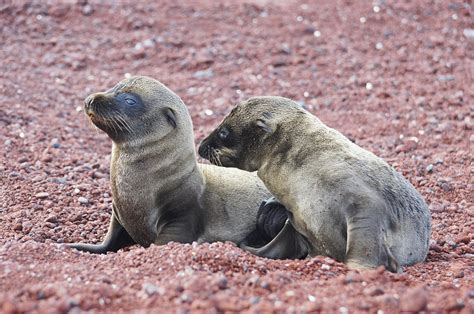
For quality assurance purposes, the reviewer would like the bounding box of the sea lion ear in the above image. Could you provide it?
[164,108,177,128]
[255,112,274,133]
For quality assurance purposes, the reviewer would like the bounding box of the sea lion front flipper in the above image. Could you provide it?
[240,219,309,260]
[345,207,402,273]
[68,210,136,254]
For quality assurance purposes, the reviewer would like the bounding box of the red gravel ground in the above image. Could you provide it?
[1,0,473,312]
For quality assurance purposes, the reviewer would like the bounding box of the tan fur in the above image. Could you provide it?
[199,96,431,272]
[69,77,270,253]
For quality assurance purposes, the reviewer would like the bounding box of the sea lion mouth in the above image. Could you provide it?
[199,144,235,167]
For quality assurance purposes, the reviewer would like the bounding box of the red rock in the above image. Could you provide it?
[13,224,22,231]
[45,215,58,223]
[399,286,428,312]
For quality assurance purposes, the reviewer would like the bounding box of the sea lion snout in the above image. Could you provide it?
[197,139,211,160]
[84,92,109,114]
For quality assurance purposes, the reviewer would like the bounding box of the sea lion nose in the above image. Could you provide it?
[197,141,209,159]
[84,95,95,111]
[84,93,106,112]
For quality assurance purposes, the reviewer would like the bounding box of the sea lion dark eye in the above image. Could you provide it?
[218,128,230,140]
[125,98,136,106]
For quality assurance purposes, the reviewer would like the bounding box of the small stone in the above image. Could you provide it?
[35,192,49,199]
[69,214,82,222]
[429,239,442,252]
[303,26,316,35]
[82,4,93,16]
[431,205,443,214]
[339,306,349,314]
[446,240,457,249]
[444,297,465,311]
[321,264,331,270]
[453,270,464,278]
[78,197,88,204]
[437,75,455,82]
[273,58,288,67]
[280,43,291,54]
[463,28,474,40]
[13,223,23,231]
[400,286,428,312]
[344,271,363,284]
[143,283,162,296]
[398,140,418,153]
[415,96,427,106]
[132,47,146,59]
[364,287,384,296]
[216,276,228,289]
[455,234,470,244]
[440,182,453,192]
[51,177,67,185]
[51,138,60,148]
[193,69,214,79]
[42,155,53,162]
[425,164,433,173]
[45,215,58,223]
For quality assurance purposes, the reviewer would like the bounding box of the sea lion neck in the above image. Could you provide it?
[256,115,331,192]
[111,138,204,188]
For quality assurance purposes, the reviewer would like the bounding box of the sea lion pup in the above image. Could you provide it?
[68,76,285,253]
[198,96,431,272]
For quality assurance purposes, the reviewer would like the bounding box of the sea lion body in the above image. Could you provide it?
[68,76,272,253]
[199,96,431,272]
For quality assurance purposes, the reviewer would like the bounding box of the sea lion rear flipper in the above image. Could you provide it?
[240,197,289,247]
[240,219,309,259]
[257,197,289,240]
[68,211,136,254]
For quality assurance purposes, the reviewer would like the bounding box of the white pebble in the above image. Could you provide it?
[78,197,88,204]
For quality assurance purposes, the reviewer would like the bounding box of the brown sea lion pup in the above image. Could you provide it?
[198,96,431,272]
[68,76,286,253]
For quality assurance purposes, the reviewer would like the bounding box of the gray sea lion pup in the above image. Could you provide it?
[198,96,431,272]
[68,76,283,253]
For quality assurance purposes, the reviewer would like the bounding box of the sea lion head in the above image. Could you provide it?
[84,76,189,144]
[198,96,303,171]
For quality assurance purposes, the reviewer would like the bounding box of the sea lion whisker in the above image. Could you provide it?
[111,116,125,132]
[212,149,222,166]
[210,150,219,166]
[113,117,125,132]
[116,114,134,135]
